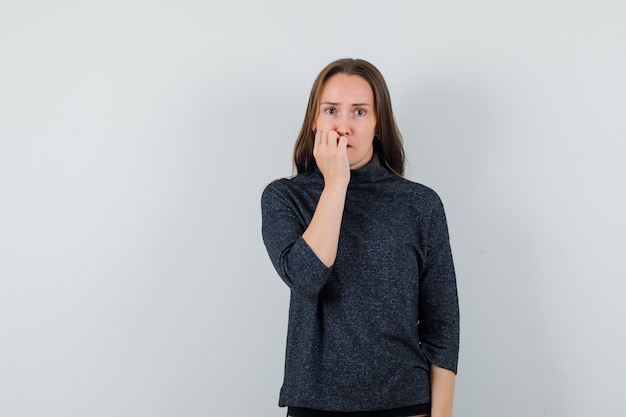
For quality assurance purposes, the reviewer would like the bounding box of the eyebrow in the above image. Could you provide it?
[320,101,373,107]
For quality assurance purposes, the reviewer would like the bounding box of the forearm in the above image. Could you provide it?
[302,181,348,267]
[430,364,456,417]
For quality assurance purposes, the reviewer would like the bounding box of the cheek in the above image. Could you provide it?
[368,121,377,135]
[315,119,331,130]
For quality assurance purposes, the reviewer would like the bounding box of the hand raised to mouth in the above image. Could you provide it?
[313,129,350,186]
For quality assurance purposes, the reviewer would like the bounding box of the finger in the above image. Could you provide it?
[322,130,330,146]
[321,130,330,147]
[314,130,322,149]
[326,130,339,147]
[337,135,348,150]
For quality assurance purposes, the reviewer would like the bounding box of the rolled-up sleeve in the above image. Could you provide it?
[418,194,460,374]
[261,181,333,298]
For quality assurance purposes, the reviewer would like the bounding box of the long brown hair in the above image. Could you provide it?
[293,58,405,176]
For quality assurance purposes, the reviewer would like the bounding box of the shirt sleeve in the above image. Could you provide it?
[418,193,460,374]
[261,181,334,298]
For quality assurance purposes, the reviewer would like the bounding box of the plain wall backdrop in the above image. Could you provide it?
[1,1,625,416]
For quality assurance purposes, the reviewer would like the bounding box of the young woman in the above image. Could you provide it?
[261,58,459,417]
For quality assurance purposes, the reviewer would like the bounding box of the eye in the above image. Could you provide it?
[354,108,366,116]
[324,107,336,115]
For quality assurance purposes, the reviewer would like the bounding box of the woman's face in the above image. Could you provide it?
[314,73,377,170]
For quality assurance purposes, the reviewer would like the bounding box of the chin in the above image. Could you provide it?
[349,156,371,170]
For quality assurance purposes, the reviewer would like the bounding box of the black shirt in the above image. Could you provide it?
[262,155,459,411]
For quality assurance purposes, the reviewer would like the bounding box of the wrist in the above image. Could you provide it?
[323,176,350,190]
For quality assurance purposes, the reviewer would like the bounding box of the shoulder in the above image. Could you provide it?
[262,171,317,194]
[261,178,291,209]
[262,177,291,195]
[261,171,321,205]
[388,176,445,209]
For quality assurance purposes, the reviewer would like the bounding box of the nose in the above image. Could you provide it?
[336,114,350,136]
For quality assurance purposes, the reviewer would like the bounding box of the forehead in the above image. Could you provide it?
[319,73,374,104]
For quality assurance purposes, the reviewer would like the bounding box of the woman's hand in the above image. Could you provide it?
[313,129,350,186]
[300,129,350,267]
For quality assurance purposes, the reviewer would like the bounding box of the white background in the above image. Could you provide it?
[1,1,625,416]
